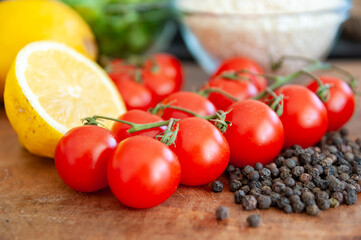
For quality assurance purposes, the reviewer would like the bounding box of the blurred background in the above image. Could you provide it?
[57,0,361,73]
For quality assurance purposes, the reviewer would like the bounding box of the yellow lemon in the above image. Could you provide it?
[0,0,98,99]
[4,41,126,158]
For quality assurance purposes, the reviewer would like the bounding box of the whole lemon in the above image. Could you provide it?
[0,0,98,99]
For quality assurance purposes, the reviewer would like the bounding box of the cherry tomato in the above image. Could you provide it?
[112,109,166,141]
[212,57,267,92]
[306,76,355,131]
[274,85,328,149]
[112,79,153,111]
[55,126,118,192]
[159,91,217,120]
[169,117,229,186]
[224,99,284,168]
[204,77,258,110]
[108,136,181,209]
[143,53,183,103]
[108,53,183,109]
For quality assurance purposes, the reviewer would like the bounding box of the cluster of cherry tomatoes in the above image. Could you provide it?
[55,54,356,209]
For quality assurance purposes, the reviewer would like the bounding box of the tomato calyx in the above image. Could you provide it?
[155,118,179,146]
[150,103,232,133]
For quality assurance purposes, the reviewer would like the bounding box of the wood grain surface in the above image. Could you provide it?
[0,61,361,240]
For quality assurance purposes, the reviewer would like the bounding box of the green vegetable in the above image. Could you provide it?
[61,0,173,59]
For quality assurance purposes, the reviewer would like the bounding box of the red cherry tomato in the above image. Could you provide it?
[212,57,267,92]
[274,85,328,149]
[204,77,258,110]
[306,76,355,131]
[108,53,183,109]
[112,79,153,111]
[169,117,230,186]
[159,91,217,120]
[108,136,181,209]
[55,126,118,192]
[143,53,183,103]
[112,109,165,141]
[224,99,284,168]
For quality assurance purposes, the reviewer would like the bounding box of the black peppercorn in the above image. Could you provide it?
[284,149,295,158]
[266,162,277,170]
[344,190,357,205]
[299,153,312,165]
[292,166,305,177]
[247,214,260,228]
[302,192,316,206]
[277,197,291,210]
[257,195,272,209]
[271,168,280,177]
[284,158,296,169]
[211,181,223,193]
[270,192,281,206]
[241,185,250,194]
[259,168,271,180]
[317,199,330,210]
[250,188,262,196]
[243,165,255,175]
[254,162,263,170]
[289,195,300,203]
[283,204,293,214]
[226,165,236,176]
[308,168,320,179]
[284,177,296,187]
[306,205,320,216]
[242,195,257,210]
[248,171,260,181]
[261,185,272,195]
[234,190,246,204]
[339,173,350,181]
[292,201,305,213]
[229,180,242,192]
[331,192,343,203]
[249,180,262,189]
[284,187,294,197]
[329,179,346,192]
[300,173,312,183]
[303,181,316,190]
[215,206,229,220]
[272,182,286,194]
[262,179,272,187]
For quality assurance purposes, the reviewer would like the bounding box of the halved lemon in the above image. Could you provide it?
[4,41,126,158]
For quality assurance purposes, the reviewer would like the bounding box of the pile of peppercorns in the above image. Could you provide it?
[212,129,361,216]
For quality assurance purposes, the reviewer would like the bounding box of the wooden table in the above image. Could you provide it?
[1,61,361,240]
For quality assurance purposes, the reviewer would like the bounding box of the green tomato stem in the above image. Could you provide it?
[198,87,240,102]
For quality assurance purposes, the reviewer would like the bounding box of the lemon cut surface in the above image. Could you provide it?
[4,41,126,158]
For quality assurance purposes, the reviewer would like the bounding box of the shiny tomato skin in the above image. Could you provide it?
[55,126,118,192]
[205,77,258,110]
[160,91,217,120]
[212,57,267,92]
[143,53,183,104]
[112,110,165,141]
[108,136,181,209]
[169,117,230,186]
[112,79,153,111]
[306,76,355,131]
[275,85,328,149]
[224,100,284,168]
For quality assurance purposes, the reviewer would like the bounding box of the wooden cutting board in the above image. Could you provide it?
[1,62,361,240]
